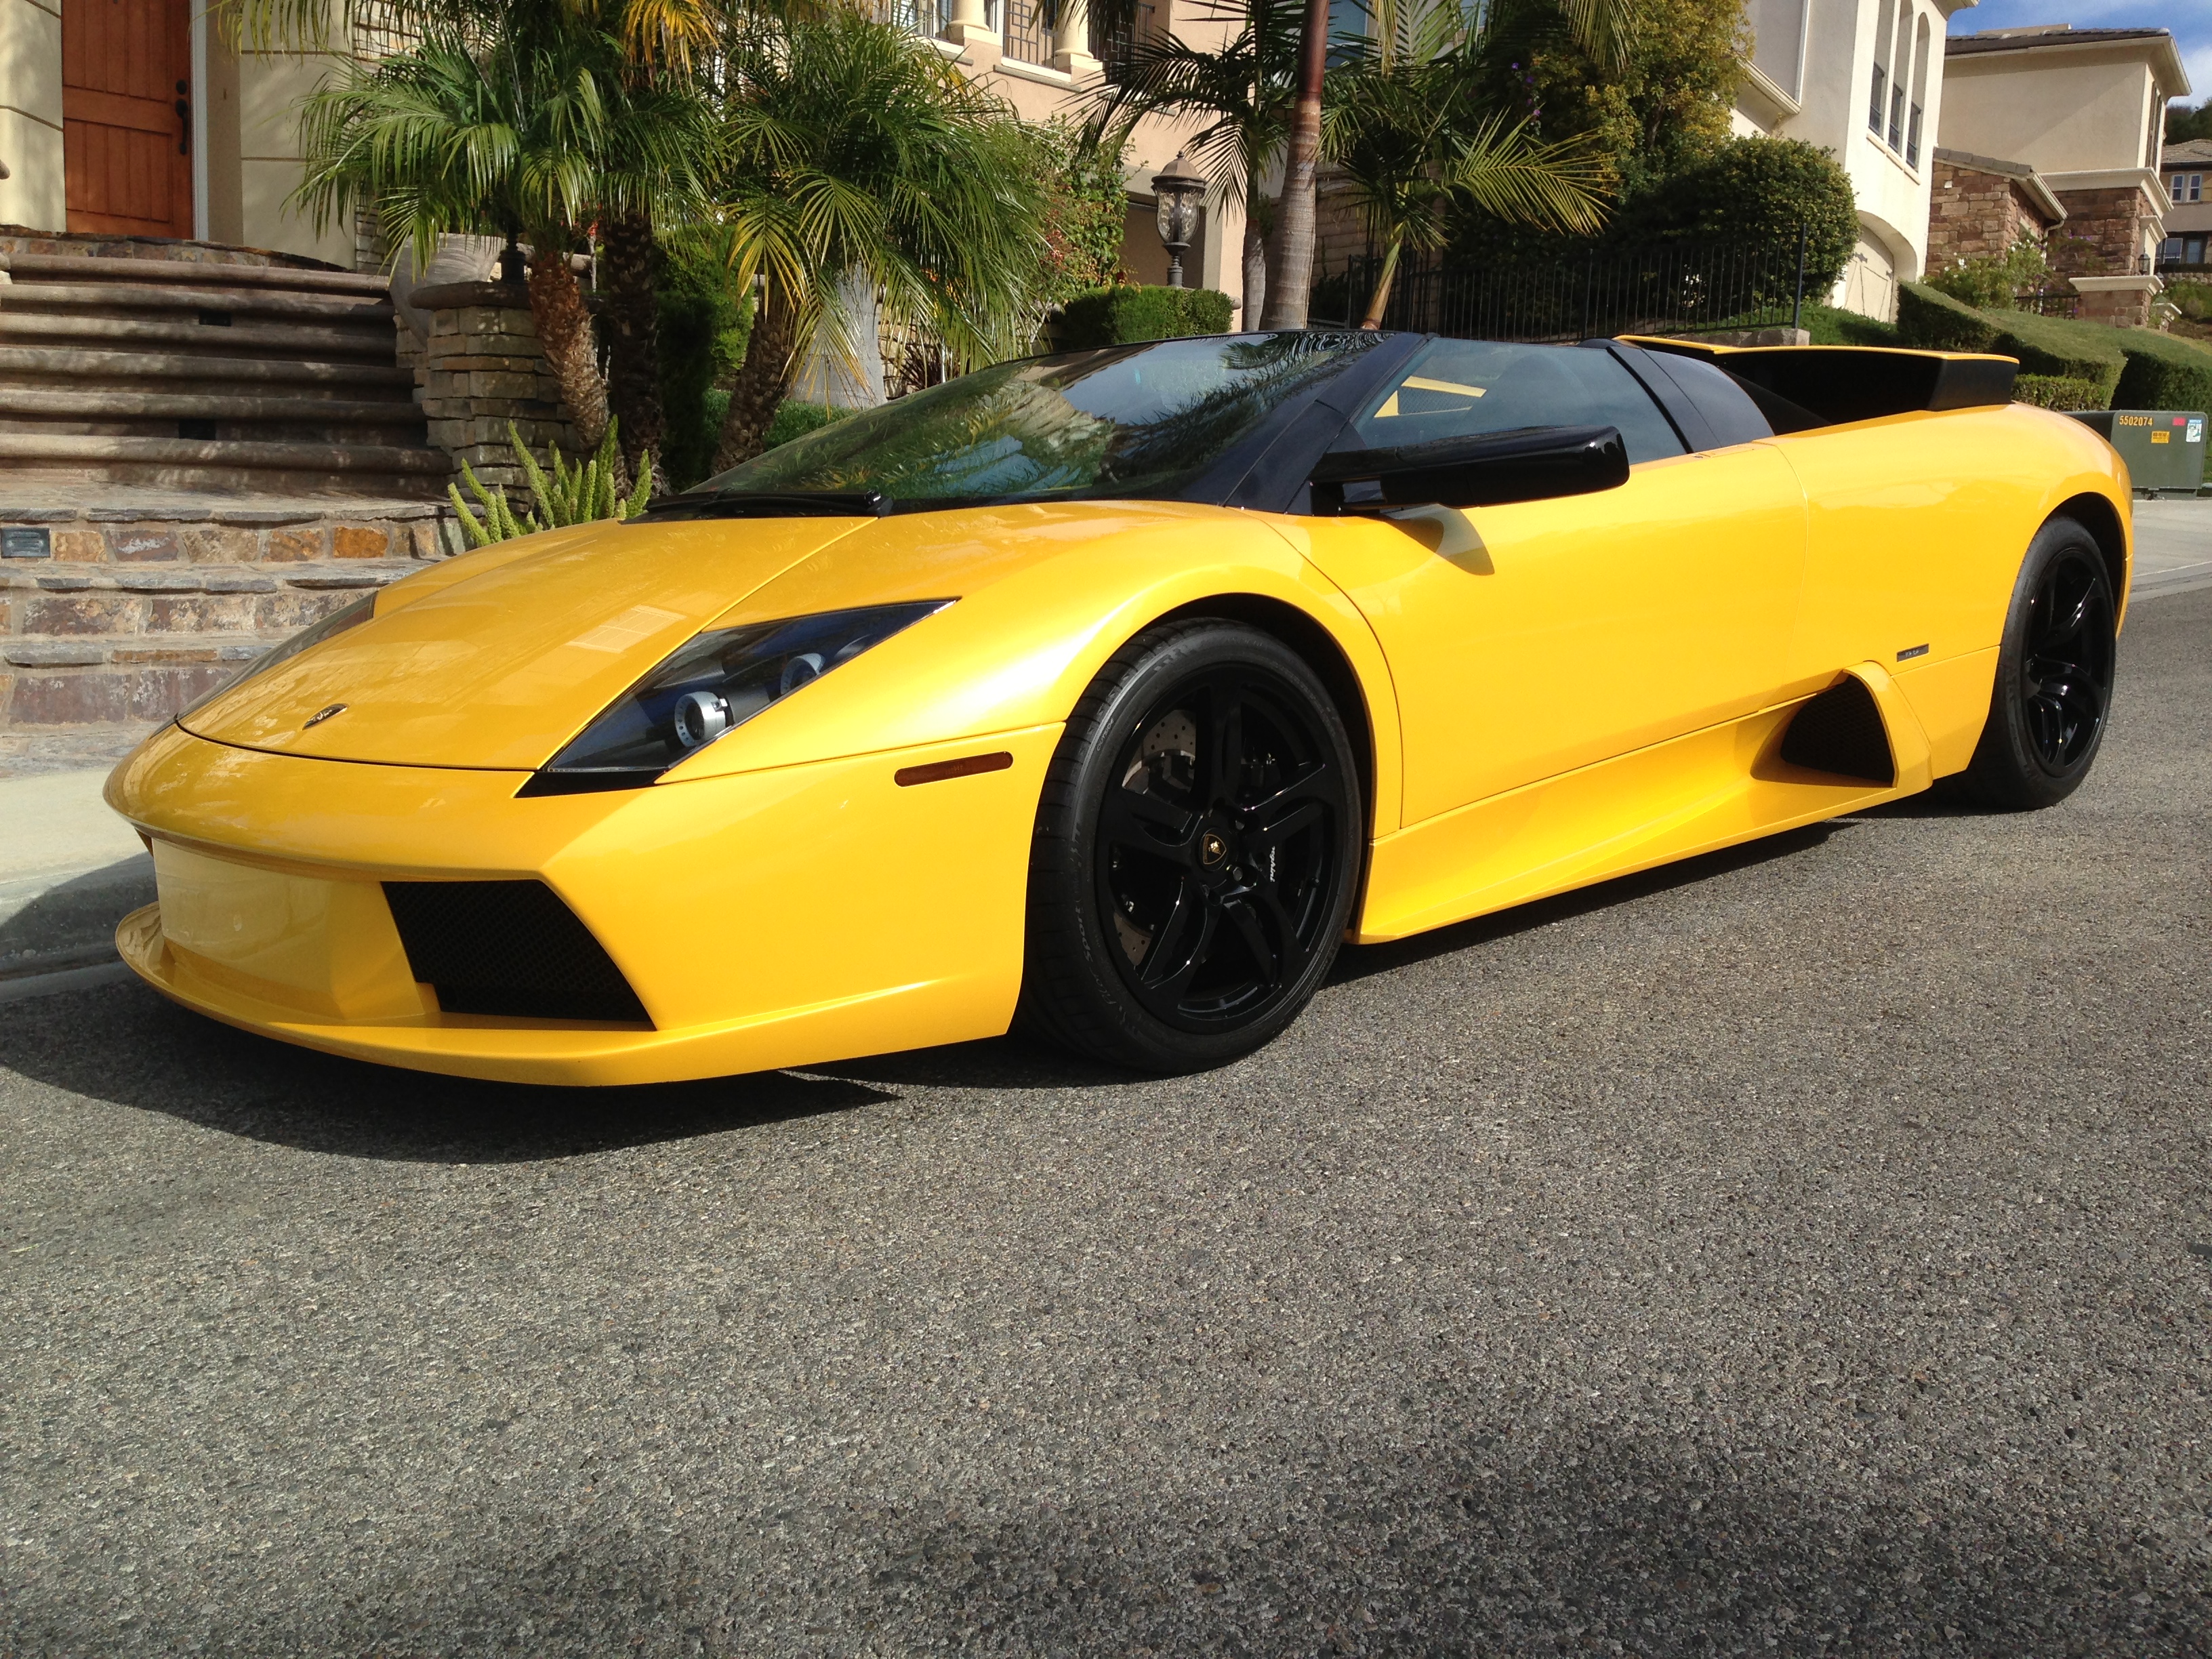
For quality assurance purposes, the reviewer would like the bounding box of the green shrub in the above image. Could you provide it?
[1985,310,2125,403]
[1897,282,1998,351]
[1896,286,2124,404]
[1057,285,1235,349]
[1925,239,2055,310]
[2167,280,2212,323]
[763,398,853,450]
[657,230,756,491]
[2112,329,2212,412]
[1799,303,1900,346]
[2012,375,2106,411]
[1609,137,1858,297]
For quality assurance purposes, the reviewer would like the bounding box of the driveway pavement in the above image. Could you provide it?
[1,580,2206,1654]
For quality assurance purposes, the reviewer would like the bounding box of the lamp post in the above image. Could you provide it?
[1150,152,1206,289]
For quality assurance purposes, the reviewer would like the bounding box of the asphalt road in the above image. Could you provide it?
[4,590,2208,1658]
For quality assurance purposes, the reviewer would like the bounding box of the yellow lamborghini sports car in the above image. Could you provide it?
[106,331,2131,1083]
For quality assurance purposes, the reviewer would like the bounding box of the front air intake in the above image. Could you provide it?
[382,880,652,1024]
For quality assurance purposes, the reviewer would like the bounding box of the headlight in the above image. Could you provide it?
[177,594,377,722]
[523,600,953,795]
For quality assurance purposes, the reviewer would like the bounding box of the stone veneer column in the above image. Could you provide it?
[407,280,577,491]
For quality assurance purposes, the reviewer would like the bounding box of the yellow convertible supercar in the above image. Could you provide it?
[106,331,2131,1082]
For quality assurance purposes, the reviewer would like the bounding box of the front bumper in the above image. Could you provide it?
[108,722,1059,1084]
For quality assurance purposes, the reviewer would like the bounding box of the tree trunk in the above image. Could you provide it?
[1360,237,1401,329]
[1259,0,1330,331]
[1241,203,1269,329]
[600,211,665,495]
[709,278,800,477]
[526,247,617,472]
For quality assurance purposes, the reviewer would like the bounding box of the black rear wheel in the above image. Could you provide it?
[1957,516,2117,810]
[1019,621,1361,1071]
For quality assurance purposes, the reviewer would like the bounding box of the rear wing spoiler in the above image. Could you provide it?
[1618,337,2018,430]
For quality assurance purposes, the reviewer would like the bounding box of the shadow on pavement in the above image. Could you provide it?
[0,814,1877,1123]
[0,981,890,1163]
[0,853,155,972]
[1332,819,1844,983]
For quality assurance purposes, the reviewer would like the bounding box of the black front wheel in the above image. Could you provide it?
[1019,621,1362,1072]
[1957,516,2118,810]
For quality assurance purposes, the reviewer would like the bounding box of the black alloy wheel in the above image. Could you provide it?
[2016,546,2115,775]
[1020,621,1362,1071]
[1958,516,2118,810]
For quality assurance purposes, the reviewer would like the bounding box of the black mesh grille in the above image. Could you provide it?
[1780,678,1894,785]
[383,880,651,1024]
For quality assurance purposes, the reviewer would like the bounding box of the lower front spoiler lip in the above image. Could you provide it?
[116,903,941,1088]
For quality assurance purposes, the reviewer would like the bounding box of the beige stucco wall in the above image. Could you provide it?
[1735,0,1960,311]
[1938,49,2160,175]
[0,0,63,230]
[237,39,352,264]
[954,1,1252,321]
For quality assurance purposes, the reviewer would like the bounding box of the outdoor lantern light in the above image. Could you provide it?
[1150,152,1206,289]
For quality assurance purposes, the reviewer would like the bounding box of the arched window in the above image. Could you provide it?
[1908,15,1931,166]
[1887,0,1910,150]
[1870,2,1896,136]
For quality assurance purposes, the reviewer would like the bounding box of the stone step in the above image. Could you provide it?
[1,251,390,298]
[0,311,396,359]
[0,433,450,495]
[0,391,429,446]
[0,280,395,325]
[0,344,416,395]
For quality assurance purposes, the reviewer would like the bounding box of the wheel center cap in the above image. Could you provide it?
[1200,831,1228,866]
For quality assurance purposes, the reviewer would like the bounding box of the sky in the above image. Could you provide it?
[1946,0,2211,110]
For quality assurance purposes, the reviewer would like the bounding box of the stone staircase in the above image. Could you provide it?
[0,235,459,762]
[0,240,448,493]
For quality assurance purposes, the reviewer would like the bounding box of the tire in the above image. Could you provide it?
[1018,621,1364,1072]
[1955,514,2118,811]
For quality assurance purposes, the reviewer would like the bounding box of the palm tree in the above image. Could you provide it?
[1264,0,1636,328]
[287,0,714,478]
[705,9,1052,474]
[1081,0,1303,326]
[1325,0,1608,326]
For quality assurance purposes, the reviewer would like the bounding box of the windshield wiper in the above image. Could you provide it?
[639,490,890,521]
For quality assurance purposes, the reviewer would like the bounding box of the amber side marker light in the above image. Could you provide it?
[895,752,1014,787]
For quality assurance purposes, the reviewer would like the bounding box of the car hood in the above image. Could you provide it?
[180,516,873,770]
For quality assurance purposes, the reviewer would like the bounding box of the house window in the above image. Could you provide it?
[1906,15,1930,167]
[1868,1,1893,135]
[2173,173,2205,204]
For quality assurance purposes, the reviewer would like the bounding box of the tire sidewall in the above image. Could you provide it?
[1028,623,1364,1072]
[1971,517,2116,811]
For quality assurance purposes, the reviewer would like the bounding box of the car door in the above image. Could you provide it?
[1288,339,1809,827]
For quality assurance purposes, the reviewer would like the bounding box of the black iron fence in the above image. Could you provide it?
[1326,232,1814,342]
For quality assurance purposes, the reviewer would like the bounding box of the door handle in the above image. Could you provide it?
[175,81,190,155]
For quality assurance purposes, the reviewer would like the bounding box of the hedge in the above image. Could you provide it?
[2012,375,2107,411]
[1896,283,1997,352]
[1799,303,1900,347]
[1058,284,1235,349]
[1896,284,2125,406]
[2112,329,2212,411]
[763,398,853,450]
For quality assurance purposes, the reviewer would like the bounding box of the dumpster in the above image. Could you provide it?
[2066,409,2207,497]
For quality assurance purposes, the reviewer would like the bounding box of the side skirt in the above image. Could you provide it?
[1355,661,1933,943]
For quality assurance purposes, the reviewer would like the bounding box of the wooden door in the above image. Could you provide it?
[63,0,194,238]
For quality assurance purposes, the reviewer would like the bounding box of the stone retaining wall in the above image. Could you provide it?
[0,500,459,731]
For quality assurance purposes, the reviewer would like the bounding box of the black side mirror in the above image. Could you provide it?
[1309,424,1629,513]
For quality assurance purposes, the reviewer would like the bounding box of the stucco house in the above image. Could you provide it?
[2158,137,2212,276]
[0,0,1237,304]
[1732,0,1982,321]
[1936,24,2190,325]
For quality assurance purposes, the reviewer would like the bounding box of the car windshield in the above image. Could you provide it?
[692,333,1381,507]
